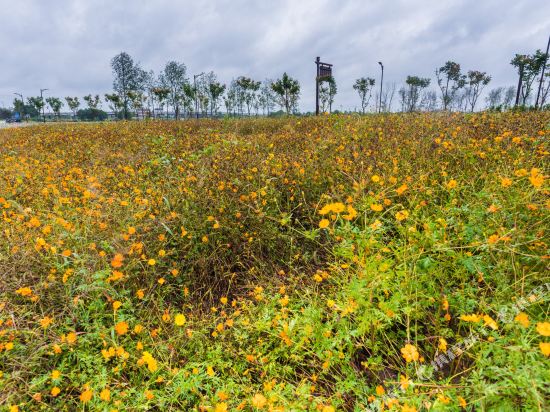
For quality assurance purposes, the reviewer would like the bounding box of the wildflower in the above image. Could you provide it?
[318,219,330,229]
[147,259,156,266]
[100,388,111,401]
[40,316,54,328]
[112,300,122,311]
[446,179,457,189]
[371,175,381,183]
[51,370,61,380]
[370,203,383,212]
[251,393,267,408]
[207,366,215,377]
[395,210,409,221]
[51,387,61,397]
[61,249,71,257]
[174,314,186,326]
[220,296,228,305]
[540,342,550,356]
[136,289,145,299]
[401,405,417,412]
[144,389,154,400]
[514,312,529,328]
[111,253,124,268]
[215,403,228,412]
[438,337,447,352]
[375,385,385,395]
[396,184,408,195]
[536,322,550,336]
[529,168,544,187]
[487,234,500,244]
[139,351,158,372]
[322,406,335,412]
[400,344,419,362]
[128,226,136,235]
[460,314,482,323]
[16,287,33,296]
[483,315,498,330]
[5,342,14,351]
[500,177,512,187]
[80,388,93,403]
[115,321,129,335]
[66,332,77,344]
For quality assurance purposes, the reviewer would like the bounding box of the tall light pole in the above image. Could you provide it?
[40,88,48,123]
[14,93,24,121]
[378,62,384,113]
[193,72,205,119]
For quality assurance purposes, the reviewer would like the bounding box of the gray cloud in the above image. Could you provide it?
[0,0,548,111]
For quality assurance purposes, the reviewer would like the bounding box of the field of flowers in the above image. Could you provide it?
[0,113,549,411]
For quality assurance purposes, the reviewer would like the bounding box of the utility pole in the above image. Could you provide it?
[535,35,550,110]
[40,88,48,123]
[378,62,384,113]
[194,72,205,119]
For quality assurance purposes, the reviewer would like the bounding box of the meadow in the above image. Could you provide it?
[0,113,548,411]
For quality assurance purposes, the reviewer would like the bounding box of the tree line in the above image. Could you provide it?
[4,46,549,121]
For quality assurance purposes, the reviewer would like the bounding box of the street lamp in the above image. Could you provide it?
[378,62,384,113]
[14,93,24,121]
[193,72,205,119]
[40,88,49,123]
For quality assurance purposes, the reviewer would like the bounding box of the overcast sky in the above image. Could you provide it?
[1,0,549,111]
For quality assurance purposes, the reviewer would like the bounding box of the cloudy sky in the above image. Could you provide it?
[0,0,549,112]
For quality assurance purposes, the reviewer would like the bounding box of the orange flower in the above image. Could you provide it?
[115,321,129,335]
[111,253,124,268]
[251,393,267,408]
[80,388,93,403]
[401,343,419,362]
[318,219,330,229]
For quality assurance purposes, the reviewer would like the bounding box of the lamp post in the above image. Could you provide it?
[40,88,48,123]
[378,62,384,113]
[14,93,24,121]
[193,72,205,119]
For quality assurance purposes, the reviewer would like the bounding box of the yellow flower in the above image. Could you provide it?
[400,343,419,362]
[529,168,544,187]
[100,388,111,401]
[51,386,61,396]
[251,393,267,408]
[395,210,409,221]
[500,177,512,187]
[446,179,457,189]
[370,203,383,212]
[215,403,228,412]
[371,175,381,183]
[128,226,136,235]
[375,385,385,395]
[322,406,335,412]
[207,366,215,376]
[112,300,122,311]
[438,337,447,352]
[51,370,61,380]
[61,249,72,257]
[319,219,330,229]
[115,321,129,335]
[514,312,529,328]
[540,342,550,356]
[147,259,156,266]
[536,322,550,336]
[40,316,54,328]
[10,406,19,412]
[401,405,417,412]
[396,184,408,195]
[483,315,498,330]
[16,287,33,296]
[174,314,186,326]
[460,314,482,323]
[80,388,93,403]
[66,332,77,344]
